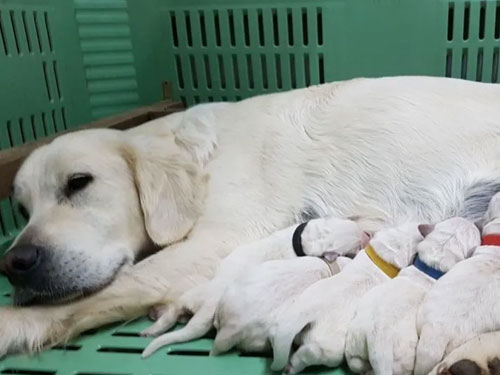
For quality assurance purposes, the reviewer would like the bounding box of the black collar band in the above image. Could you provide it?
[292,222,308,257]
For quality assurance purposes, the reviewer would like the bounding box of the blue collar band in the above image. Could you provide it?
[413,255,445,280]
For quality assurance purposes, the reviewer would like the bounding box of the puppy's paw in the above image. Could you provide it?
[141,304,181,337]
[148,304,168,321]
[430,332,500,375]
[435,360,486,375]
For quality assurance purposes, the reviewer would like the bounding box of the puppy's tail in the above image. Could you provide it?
[142,304,214,358]
[414,325,448,375]
[270,313,311,371]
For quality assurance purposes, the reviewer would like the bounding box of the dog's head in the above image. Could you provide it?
[416,218,480,271]
[370,222,424,268]
[0,108,215,306]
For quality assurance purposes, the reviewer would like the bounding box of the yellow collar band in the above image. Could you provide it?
[365,244,400,278]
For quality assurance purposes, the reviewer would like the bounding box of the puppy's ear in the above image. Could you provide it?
[418,224,435,238]
[123,133,208,246]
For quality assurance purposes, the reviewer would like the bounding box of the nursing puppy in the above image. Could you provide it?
[428,331,500,375]
[345,217,480,375]
[270,223,423,374]
[208,227,366,356]
[141,217,367,357]
[415,194,500,375]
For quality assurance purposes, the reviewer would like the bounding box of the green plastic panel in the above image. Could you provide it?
[0,0,499,373]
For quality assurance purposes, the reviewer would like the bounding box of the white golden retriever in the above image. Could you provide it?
[1,76,500,357]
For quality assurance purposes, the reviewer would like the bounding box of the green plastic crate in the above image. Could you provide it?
[0,0,499,373]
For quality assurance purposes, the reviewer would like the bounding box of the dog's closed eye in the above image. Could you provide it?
[65,173,94,197]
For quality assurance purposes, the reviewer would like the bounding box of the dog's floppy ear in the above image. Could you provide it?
[123,132,208,246]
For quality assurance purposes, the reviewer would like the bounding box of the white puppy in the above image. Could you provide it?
[141,217,368,357]
[209,241,365,355]
[415,193,500,375]
[345,217,480,375]
[428,331,500,375]
[270,223,423,374]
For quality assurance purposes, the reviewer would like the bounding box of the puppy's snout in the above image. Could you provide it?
[0,245,44,285]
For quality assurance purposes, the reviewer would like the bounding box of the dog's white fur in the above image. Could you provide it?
[428,331,500,375]
[3,76,500,356]
[208,220,367,356]
[269,223,423,374]
[414,193,500,375]
[345,218,480,375]
[141,217,367,356]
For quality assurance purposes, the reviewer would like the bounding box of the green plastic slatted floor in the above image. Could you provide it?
[0,276,350,375]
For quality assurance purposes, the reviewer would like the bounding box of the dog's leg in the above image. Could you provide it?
[0,228,238,357]
[414,324,449,375]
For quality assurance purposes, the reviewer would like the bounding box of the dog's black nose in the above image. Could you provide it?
[1,245,43,285]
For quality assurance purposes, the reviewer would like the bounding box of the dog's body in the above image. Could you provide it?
[2,76,500,356]
[269,223,423,374]
[345,218,480,375]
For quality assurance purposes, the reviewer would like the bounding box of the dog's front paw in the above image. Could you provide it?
[0,306,68,358]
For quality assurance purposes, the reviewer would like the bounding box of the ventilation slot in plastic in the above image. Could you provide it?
[199,11,207,47]
[446,49,452,77]
[476,48,483,81]
[272,9,279,46]
[2,370,55,375]
[184,11,192,47]
[97,347,143,354]
[258,10,264,46]
[170,11,178,47]
[214,10,221,46]
[21,11,32,53]
[9,10,20,54]
[463,2,470,41]
[288,9,293,46]
[496,2,500,39]
[461,48,468,78]
[0,11,7,55]
[317,7,323,45]
[479,2,486,40]
[493,48,499,83]
[302,8,309,45]
[52,344,81,351]
[168,350,210,356]
[112,332,140,337]
[448,3,454,41]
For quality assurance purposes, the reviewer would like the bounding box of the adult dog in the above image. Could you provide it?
[1,76,500,357]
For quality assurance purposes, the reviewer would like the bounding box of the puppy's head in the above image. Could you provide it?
[416,218,480,271]
[370,223,423,268]
[301,217,369,260]
[0,115,209,306]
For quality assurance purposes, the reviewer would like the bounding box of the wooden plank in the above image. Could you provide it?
[0,100,184,199]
